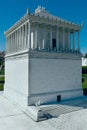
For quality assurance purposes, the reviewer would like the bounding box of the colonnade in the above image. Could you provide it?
[6,22,30,53]
[6,21,80,54]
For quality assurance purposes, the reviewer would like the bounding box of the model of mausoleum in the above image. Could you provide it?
[4,6,83,107]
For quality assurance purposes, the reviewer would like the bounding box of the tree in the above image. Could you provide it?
[85,53,87,58]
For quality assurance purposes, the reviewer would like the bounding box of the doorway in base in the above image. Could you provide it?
[52,39,56,49]
[57,95,61,102]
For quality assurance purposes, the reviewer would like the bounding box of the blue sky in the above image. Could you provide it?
[0,0,87,53]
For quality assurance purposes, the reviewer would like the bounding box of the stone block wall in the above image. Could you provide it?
[29,54,82,105]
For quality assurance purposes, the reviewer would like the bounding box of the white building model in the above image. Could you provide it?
[82,57,87,66]
[4,6,83,107]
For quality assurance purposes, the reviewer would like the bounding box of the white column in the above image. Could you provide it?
[28,21,31,49]
[10,34,12,53]
[21,27,23,50]
[22,25,25,49]
[78,31,80,53]
[23,25,25,49]
[39,25,42,50]
[11,34,13,52]
[25,23,27,49]
[15,31,17,52]
[31,31,34,49]
[17,29,19,51]
[10,36,11,53]
[13,33,15,52]
[50,26,52,50]
[18,28,20,50]
[43,24,46,50]
[7,36,9,53]
[21,26,23,50]
[8,36,10,53]
[68,29,70,52]
[38,25,40,50]
[35,24,38,49]
[63,28,65,52]
[56,26,59,51]
[20,27,22,50]
[12,33,14,52]
[14,32,16,52]
[16,31,17,51]
[9,36,11,53]
[73,31,75,52]
[33,31,35,49]
[14,32,15,51]
[6,37,8,54]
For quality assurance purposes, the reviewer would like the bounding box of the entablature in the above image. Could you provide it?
[5,10,82,37]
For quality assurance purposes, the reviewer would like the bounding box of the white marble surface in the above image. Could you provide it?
[82,57,87,66]
[29,58,82,104]
[0,92,53,130]
[5,55,29,107]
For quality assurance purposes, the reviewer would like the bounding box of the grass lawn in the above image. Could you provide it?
[0,76,4,81]
[0,84,4,91]
[82,74,87,89]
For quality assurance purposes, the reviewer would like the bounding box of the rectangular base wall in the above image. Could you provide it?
[28,89,83,105]
[4,85,28,109]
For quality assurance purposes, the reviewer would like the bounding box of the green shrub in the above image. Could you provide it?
[0,76,4,91]
[0,69,4,75]
[82,74,87,89]
[82,66,87,74]
[82,80,87,89]
[82,77,85,83]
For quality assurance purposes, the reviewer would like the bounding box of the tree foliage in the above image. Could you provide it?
[84,53,87,58]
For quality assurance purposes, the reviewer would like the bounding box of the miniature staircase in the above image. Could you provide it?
[26,97,87,122]
[40,97,87,118]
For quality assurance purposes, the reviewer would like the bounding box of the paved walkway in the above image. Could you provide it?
[45,109,87,130]
[0,92,53,130]
[1,92,87,130]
